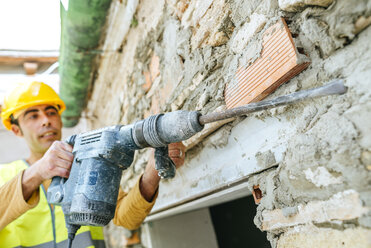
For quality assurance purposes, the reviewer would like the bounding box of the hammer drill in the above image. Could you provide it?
[46,80,346,247]
[47,111,203,246]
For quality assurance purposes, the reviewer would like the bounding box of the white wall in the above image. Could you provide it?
[142,208,218,248]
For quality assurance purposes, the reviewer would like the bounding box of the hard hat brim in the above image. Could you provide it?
[1,99,66,130]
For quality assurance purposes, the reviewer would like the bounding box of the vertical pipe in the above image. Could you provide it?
[59,0,112,127]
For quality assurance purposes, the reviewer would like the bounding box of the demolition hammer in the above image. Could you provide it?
[47,80,346,247]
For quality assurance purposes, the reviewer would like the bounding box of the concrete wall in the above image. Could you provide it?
[81,0,371,247]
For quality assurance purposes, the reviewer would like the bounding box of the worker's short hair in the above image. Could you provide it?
[9,105,60,128]
[10,114,19,126]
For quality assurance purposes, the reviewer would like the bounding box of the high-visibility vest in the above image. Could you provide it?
[0,160,105,248]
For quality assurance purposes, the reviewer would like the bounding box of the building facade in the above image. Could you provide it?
[62,0,371,247]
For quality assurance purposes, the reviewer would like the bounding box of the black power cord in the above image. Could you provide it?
[66,224,80,248]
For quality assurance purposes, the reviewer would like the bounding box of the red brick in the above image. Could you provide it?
[252,185,262,204]
[142,70,152,93]
[224,18,310,109]
[142,53,160,93]
[149,54,160,81]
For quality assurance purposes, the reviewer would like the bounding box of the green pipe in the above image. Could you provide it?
[59,0,112,127]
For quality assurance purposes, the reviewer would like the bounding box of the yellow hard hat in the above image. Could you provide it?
[1,81,66,130]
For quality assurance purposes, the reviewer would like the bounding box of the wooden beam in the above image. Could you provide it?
[0,50,59,64]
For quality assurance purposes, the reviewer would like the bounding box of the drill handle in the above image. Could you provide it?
[47,135,76,204]
[154,147,176,179]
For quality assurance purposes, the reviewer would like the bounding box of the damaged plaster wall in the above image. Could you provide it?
[81,0,371,247]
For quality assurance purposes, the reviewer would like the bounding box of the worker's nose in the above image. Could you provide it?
[40,113,51,127]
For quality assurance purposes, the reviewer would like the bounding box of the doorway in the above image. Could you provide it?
[209,195,271,248]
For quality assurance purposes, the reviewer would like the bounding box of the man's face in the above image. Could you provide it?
[11,104,63,154]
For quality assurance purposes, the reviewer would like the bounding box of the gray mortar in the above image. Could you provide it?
[358,215,371,229]
[247,168,278,228]
[294,0,371,59]
[228,0,260,27]
[255,150,277,168]
[204,124,233,149]
[281,206,299,218]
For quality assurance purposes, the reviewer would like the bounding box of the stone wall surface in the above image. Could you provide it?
[80,0,371,247]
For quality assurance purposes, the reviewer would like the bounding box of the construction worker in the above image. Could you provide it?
[0,81,185,247]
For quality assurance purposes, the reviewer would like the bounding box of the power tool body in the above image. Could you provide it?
[47,111,203,244]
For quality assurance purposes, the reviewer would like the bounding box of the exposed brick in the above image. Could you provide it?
[142,54,160,93]
[144,86,161,118]
[252,185,263,204]
[224,18,310,109]
[261,190,370,231]
[149,53,160,81]
[158,82,174,106]
[144,72,175,118]
[278,0,334,12]
[142,70,152,93]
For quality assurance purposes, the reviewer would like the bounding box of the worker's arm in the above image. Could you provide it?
[140,142,186,201]
[113,142,185,230]
[0,141,73,230]
[0,171,39,230]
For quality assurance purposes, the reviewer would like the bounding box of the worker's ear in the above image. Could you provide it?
[11,124,23,137]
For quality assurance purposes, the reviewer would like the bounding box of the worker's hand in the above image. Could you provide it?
[140,142,186,202]
[34,141,74,181]
[168,142,186,168]
[21,141,74,201]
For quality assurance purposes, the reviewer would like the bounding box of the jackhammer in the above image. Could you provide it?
[46,80,347,247]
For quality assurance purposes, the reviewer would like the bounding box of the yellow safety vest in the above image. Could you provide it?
[0,160,105,248]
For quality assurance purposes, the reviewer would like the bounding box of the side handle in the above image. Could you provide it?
[154,147,176,179]
[47,176,66,205]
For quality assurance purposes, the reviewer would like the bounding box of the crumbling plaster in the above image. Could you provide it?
[81,0,371,246]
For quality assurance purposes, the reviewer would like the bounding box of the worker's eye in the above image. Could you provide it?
[47,111,57,116]
[29,114,38,120]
